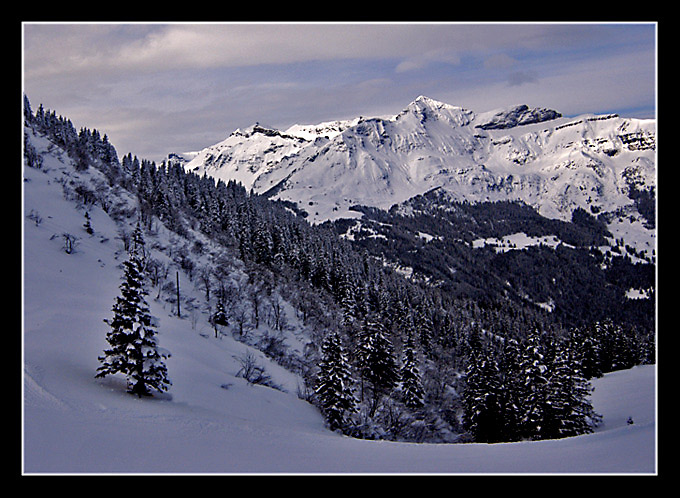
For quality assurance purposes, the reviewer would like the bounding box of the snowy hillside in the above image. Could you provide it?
[184,96,656,249]
[23,124,656,474]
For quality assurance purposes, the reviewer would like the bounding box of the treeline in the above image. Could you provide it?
[463,317,654,443]
[24,97,655,443]
[23,96,120,182]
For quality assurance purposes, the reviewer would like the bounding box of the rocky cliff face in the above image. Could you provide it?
[474,104,562,130]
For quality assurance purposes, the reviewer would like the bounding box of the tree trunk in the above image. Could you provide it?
[176,271,181,317]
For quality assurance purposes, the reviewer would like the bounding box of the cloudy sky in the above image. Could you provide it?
[23,22,656,162]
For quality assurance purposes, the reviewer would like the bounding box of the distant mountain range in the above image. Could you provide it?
[175,96,655,236]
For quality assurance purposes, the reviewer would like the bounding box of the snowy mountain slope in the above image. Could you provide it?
[183,96,656,241]
[23,124,656,474]
[183,118,362,192]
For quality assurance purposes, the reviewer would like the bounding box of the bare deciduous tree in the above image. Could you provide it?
[233,351,271,386]
[268,293,287,332]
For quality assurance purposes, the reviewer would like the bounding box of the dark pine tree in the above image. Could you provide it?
[400,332,425,410]
[362,318,400,417]
[339,278,359,329]
[95,228,171,397]
[569,326,603,379]
[315,332,357,432]
[544,344,601,439]
[518,330,550,440]
[414,303,434,353]
[462,344,504,443]
[540,344,574,440]
[496,337,523,442]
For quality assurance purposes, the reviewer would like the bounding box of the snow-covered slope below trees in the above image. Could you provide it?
[23,127,656,474]
[183,96,656,253]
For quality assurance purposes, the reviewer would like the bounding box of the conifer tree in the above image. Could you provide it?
[543,344,601,439]
[496,337,523,441]
[361,318,400,417]
[23,94,32,123]
[131,220,146,255]
[462,344,504,443]
[315,332,357,431]
[339,278,358,329]
[518,330,549,440]
[540,345,572,440]
[96,227,171,397]
[569,326,603,379]
[353,317,373,403]
[252,220,273,265]
[400,332,425,410]
[414,304,433,352]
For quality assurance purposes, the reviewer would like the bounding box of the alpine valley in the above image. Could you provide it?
[23,93,656,471]
[179,95,656,332]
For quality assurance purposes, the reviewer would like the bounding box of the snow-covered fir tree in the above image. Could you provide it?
[361,318,400,417]
[339,278,358,329]
[315,332,357,432]
[518,330,550,439]
[414,303,434,352]
[400,332,425,410]
[496,337,523,442]
[543,344,601,439]
[130,220,146,259]
[95,227,171,397]
[462,344,505,443]
[569,326,603,379]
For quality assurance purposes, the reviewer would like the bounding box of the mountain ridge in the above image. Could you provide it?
[179,97,655,248]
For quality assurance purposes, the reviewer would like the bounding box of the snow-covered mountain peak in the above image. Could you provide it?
[398,95,475,128]
[225,123,307,144]
[409,95,462,111]
[284,118,362,141]
[183,121,312,191]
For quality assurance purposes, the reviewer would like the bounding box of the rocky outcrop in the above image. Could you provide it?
[475,104,562,130]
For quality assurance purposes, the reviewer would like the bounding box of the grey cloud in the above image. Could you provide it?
[27,23,622,77]
[507,70,538,86]
[23,22,655,161]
